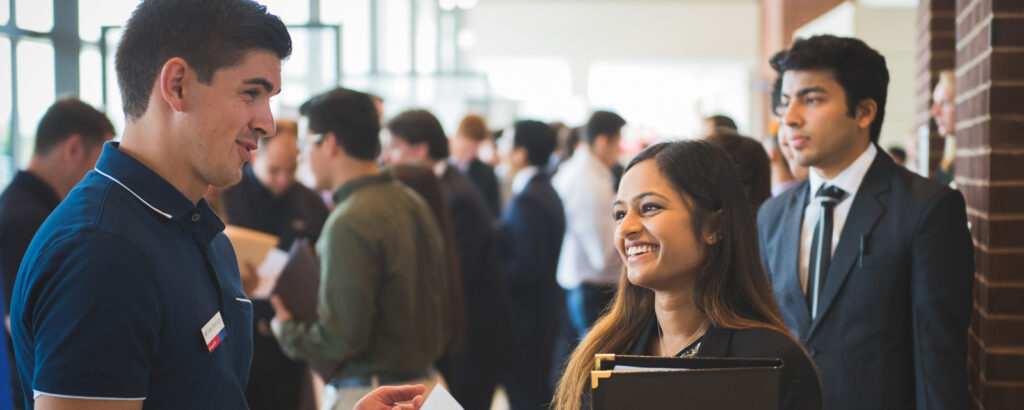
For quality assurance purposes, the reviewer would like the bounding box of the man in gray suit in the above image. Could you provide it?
[757,35,974,410]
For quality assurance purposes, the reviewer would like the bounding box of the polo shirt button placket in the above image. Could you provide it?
[191,213,200,222]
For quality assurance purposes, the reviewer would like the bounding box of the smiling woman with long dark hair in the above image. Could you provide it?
[552,140,821,410]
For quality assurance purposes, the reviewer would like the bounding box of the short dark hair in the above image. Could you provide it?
[706,115,737,131]
[584,111,626,146]
[770,76,783,117]
[512,120,557,167]
[770,35,889,143]
[705,130,771,210]
[300,87,381,161]
[887,146,907,163]
[387,109,449,160]
[34,98,115,156]
[115,0,292,119]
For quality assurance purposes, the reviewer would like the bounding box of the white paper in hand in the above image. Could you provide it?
[421,384,464,410]
[251,248,289,299]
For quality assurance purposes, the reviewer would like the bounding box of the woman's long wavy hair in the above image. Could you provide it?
[552,140,790,410]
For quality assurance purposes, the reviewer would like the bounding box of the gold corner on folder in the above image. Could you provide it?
[591,371,612,389]
[594,353,616,370]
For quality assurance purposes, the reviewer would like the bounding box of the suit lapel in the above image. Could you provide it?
[808,152,893,336]
[778,181,812,339]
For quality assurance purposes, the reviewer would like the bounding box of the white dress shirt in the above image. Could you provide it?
[799,143,877,292]
[553,149,622,288]
[511,165,539,197]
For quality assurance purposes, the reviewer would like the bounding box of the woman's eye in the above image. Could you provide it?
[613,210,626,221]
[641,203,661,213]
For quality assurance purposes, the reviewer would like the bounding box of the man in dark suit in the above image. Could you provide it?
[386,109,508,410]
[497,120,565,410]
[757,35,973,410]
[451,113,502,218]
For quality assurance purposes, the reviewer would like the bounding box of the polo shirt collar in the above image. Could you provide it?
[94,142,223,230]
[332,171,394,204]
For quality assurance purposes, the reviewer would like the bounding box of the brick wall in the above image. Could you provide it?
[954,0,1024,409]
[915,0,957,176]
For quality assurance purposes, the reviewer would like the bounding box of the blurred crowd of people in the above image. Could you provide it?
[0,1,974,410]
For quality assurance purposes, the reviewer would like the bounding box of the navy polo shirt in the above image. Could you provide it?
[10,142,253,409]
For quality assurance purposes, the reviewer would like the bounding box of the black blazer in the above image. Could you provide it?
[500,172,565,291]
[438,165,510,408]
[625,318,822,410]
[499,172,566,406]
[757,148,974,410]
[465,158,501,219]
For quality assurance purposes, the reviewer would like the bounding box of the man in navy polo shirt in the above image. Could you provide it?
[8,1,292,409]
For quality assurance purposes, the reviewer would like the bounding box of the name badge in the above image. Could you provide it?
[201,312,226,353]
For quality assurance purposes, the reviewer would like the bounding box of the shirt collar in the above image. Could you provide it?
[808,143,877,199]
[13,171,61,209]
[332,171,393,204]
[433,160,449,178]
[93,142,220,228]
[511,166,540,196]
[452,157,471,174]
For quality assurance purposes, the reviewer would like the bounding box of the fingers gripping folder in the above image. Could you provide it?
[590,354,783,410]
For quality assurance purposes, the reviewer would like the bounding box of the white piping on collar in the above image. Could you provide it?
[94,168,173,219]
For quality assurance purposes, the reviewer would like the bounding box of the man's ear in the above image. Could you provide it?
[511,146,528,166]
[855,99,878,130]
[158,58,190,112]
[61,134,85,163]
[413,142,430,161]
[593,134,608,151]
[321,132,339,156]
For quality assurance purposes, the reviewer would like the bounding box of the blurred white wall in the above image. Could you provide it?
[795,1,918,152]
[463,0,762,139]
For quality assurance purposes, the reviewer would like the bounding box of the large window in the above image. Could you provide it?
[1,0,472,187]
[1,0,63,184]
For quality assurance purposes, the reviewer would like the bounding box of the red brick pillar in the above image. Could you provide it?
[915,0,956,176]
[955,0,1024,408]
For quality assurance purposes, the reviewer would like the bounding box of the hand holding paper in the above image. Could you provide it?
[420,385,463,410]
[353,384,426,410]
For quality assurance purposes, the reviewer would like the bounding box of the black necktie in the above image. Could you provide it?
[806,184,846,319]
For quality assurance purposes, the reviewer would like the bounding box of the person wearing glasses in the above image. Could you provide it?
[270,87,449,410]
[222,118,330,410]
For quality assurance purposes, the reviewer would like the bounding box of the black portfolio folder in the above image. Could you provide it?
[271,239,340,379]
[272,239,320,321]
[590,354,783,410]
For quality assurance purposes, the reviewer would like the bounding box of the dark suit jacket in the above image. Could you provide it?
[465,158,501,218]
[223,165,329,251]
[620,319,822,410]
[499,173,566,406]
[757,148,973,410]
[439,165,509,409]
